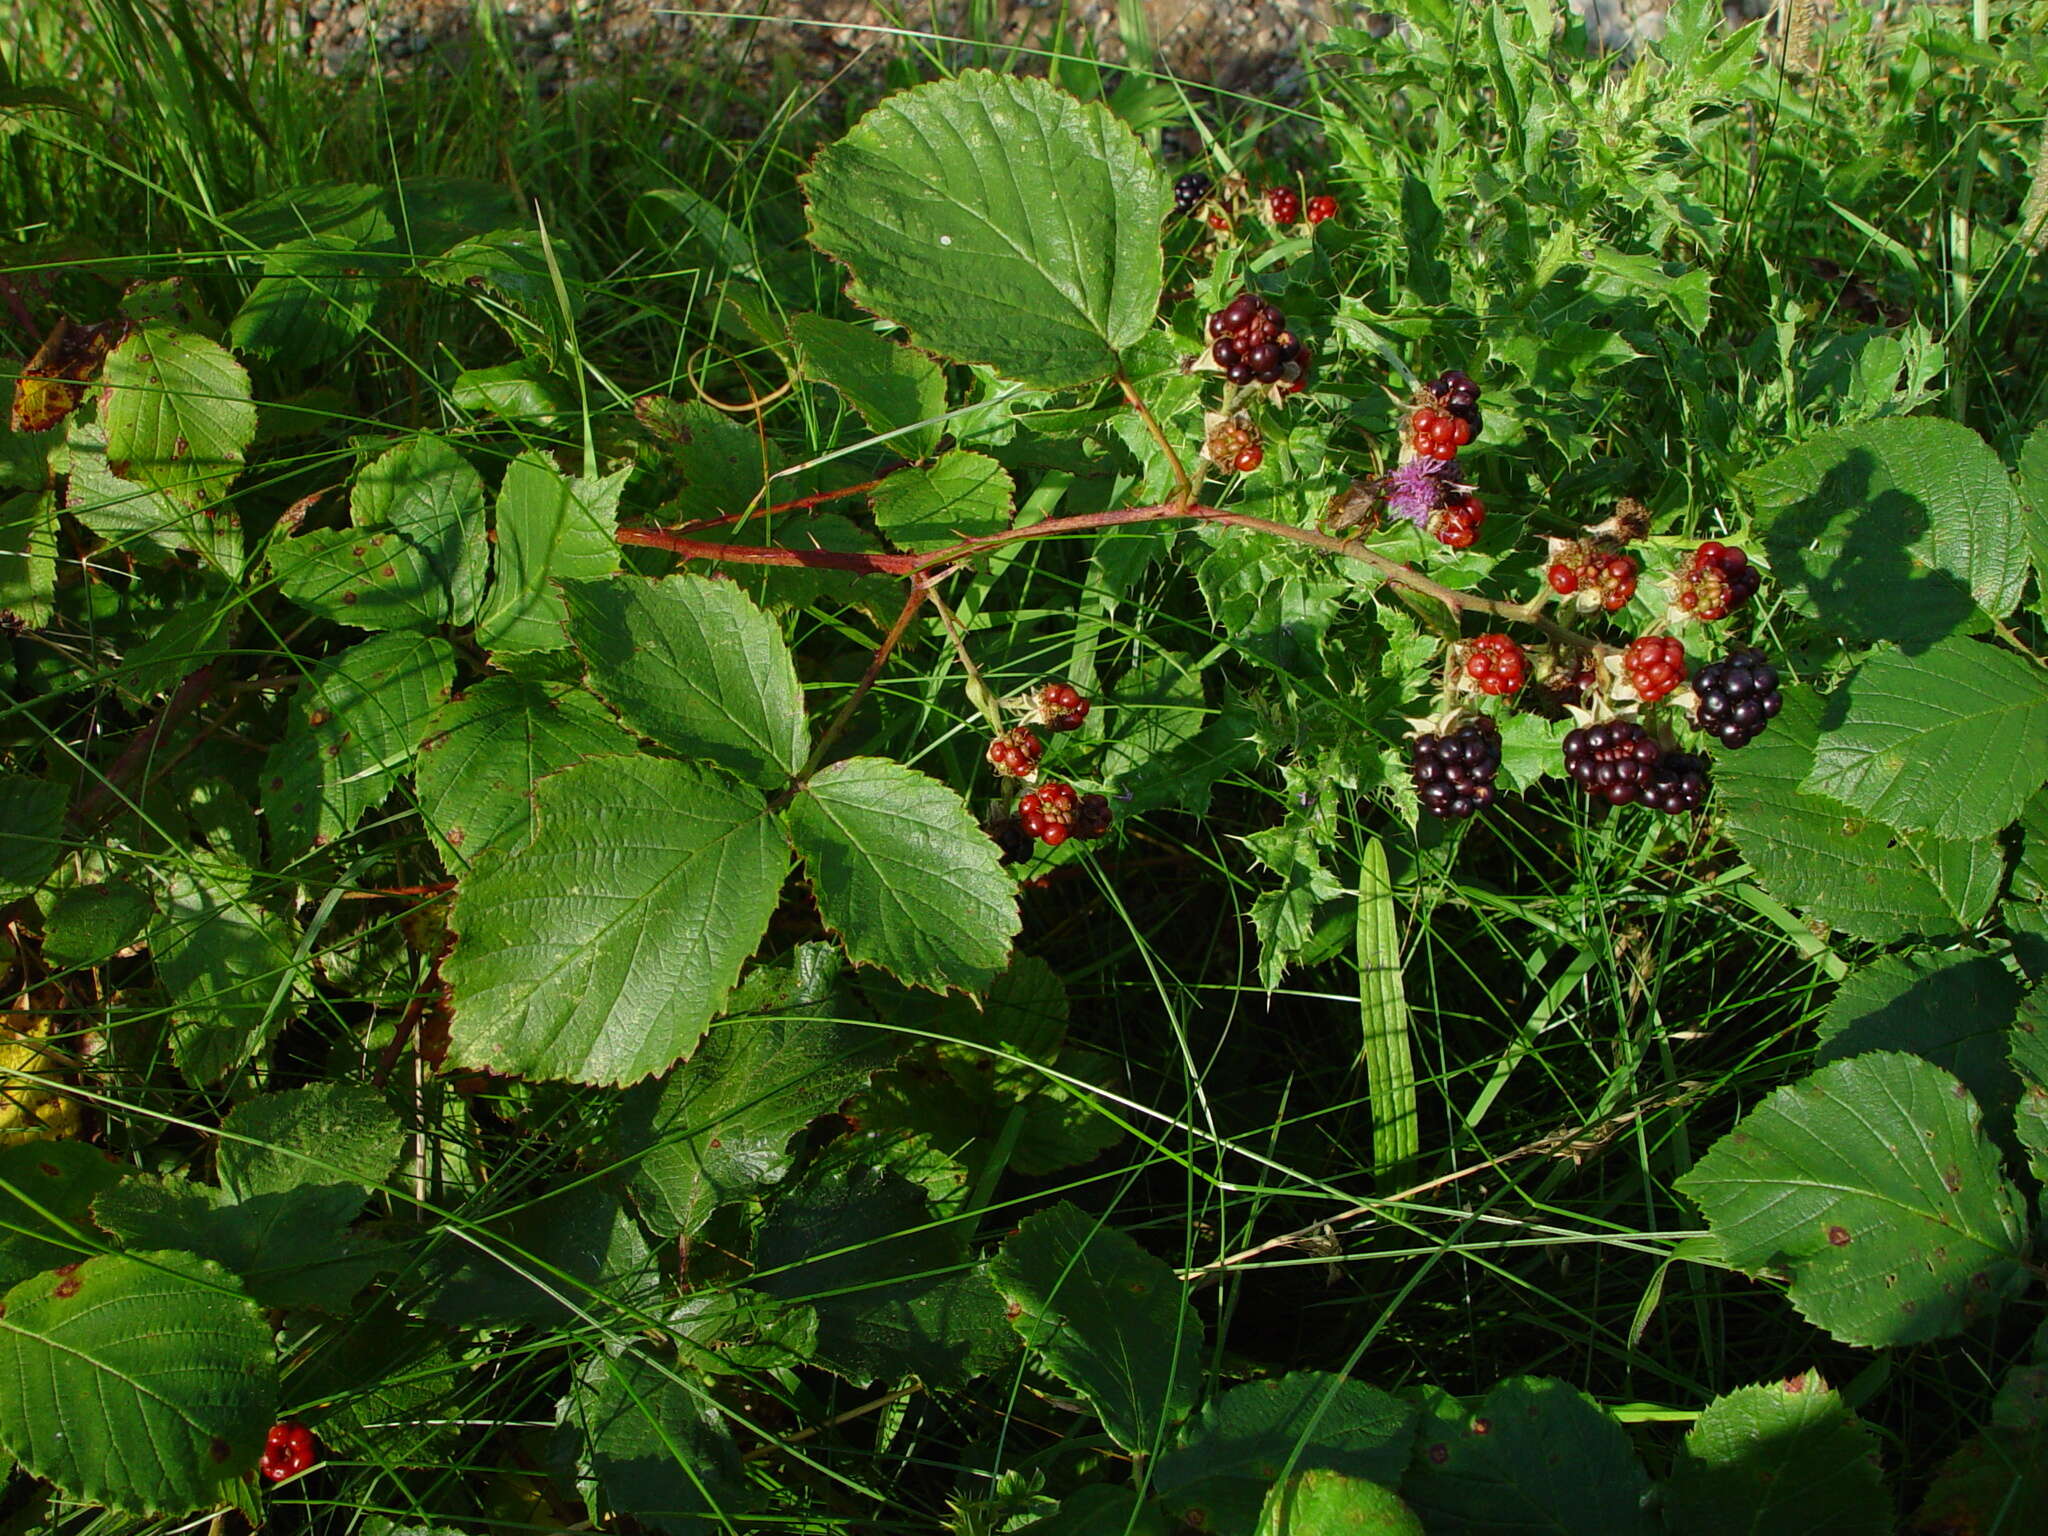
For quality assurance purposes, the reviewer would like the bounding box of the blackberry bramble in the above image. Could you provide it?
[1410,717,1502,820]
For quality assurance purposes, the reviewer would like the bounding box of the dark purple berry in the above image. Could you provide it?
[1563,721,1663,806]
[1173,171,1212,218]
[1641,752,1710,814]
[1691,649,1783,749]
[1410,718,1502,820]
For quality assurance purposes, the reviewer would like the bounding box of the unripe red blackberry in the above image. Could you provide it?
[986,727,1043,779]
[1622,636,1687,703]
[1674,541,1761,621]
[1463,634,1526,696]
[1307,194,1338,224]
[1035,682,1090,733]
[1407,405,1471,461]
[1019,781,1079,847]
[1266,186,1301,225]
[1430,491,1485,550]
[261,1422,317,1483]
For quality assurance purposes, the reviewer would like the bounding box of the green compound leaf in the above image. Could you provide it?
[564,574,808,788]
[0,773,66,905]
[1661,1371,1889,1536]
[415,675,635,866]
[790,311,947,457]
[1744,415,2028,645]
[869,450,1014,551]
[100,324,255,511]
[1716,687,2001,943]
[271,435,488,631]
[803,70,1167,388]
[617,1013,898,1240]
[1154,1372,1416,1533]
[1402,1378,1652,1535]
[1256,1471,1423,1536]
[562,1347,752,1536]
[445,754,785,1085]
[1803,638,2048,840]
[0,1251,277,1516]
[1914,1324,2048,1535]
[228,234,383,366]
[0,1142,126,1289]
[990,1202,1202,1455]
[261,631,456,857]
[476,452,627,653]
[149,858,301,1087]
[1817,950,2023,1140]
[91,1178,386,1314]
[785,757,1017,995]
[1676,1052,2030,1347]
[217,1081,404,1200]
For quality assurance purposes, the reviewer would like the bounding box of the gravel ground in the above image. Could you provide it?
[206,1,1735,99]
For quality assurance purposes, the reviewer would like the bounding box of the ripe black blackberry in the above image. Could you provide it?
[1429,369,1484,437]
[1641,752,1710,815]
[1207,292,1302,385]
[988,816,1035,866]
[1173,171,1212,218]
[1691,649,1783,749]
[1563,721,1663,806]
[1072,793,1113,840]
[1409,717,1502,820]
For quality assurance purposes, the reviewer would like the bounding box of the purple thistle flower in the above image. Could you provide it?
[1382,456,1454,529]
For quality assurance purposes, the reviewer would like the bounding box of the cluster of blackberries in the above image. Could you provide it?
[1411,718,1502,820]
[1017,781,1111,849]
[1209,417,1264,474]
[1429,370,1483,440]
[987,727,1043,779]
[1691,649,1782,748]
[262,1422,316,1483]
[1431,490,1486,550]
[1267,186,1301,225]
[1208,292,1304,387]
[1641,752,1711,814]
[1563,721,1667,807]
[1174,171,1212,218]
[1675,541,1761,622]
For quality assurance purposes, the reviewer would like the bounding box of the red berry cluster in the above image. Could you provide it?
[1018,782,1111,848]
[986,727,1043,779]
[261,1422,316,1483]
[1622,636,1687,702]
[1429,490,1486,550]
[1035,682,1090,733]
[1266,187,1301,225]
[1208,417,1264,473]
[1463,634,1527,696]
[1547,547,1638,613]
[1407,405,1473,461]
[1208,292,1305,387]
[1674,541,1760,622]
[1307,194,1338,224]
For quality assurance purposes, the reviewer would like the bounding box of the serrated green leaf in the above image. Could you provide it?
[0,774,65,905]
[425,1177,658,1328]
[631,396,769,519]
[990,1202,1201,1454]
[445,754,785,1085]
[1676,1052,2030,1347]
[1716,687,2001,942]
[1155,1372,1415,1533]
[451,359,573,422]
[1402,1378,1652,1535]
[1246,817,1344,991]
[1803,639,2048,839]
[868,451,1013,551]
[0,1142,125,1288]
[1257,1471,1423,1536]
[665,1290,817,1375]
[563,1347,752,1536]
[63,415,242,565]
[261,632,456,856]
[91,1177,385,1314]
[1020,1486,1174,1535]
[415,675,634,866]
[803,71,1166,388]
[2019,425,2048,616]
[40,880,152,967]
[1914,1324,2048,1534]
[228,234,382,365]
[218,1081,403,1200]
[564,574,808,787]
[2012,989,2048,1184]
[1662,1371,1889,1536]
[0,489,56,629]
[101,324,254,511]
[1817,951,2023,1140]
[422,228,583,364]
[476,452,627,653]
[752,1162,1006,1385]
[1744,417,2027,644]
[149,860,300,1086]
[0,1251,277,1516]
[271,436,488,631]
[617,1014,898,1239]
[785,757,1017,995]
[790,312,946,457]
